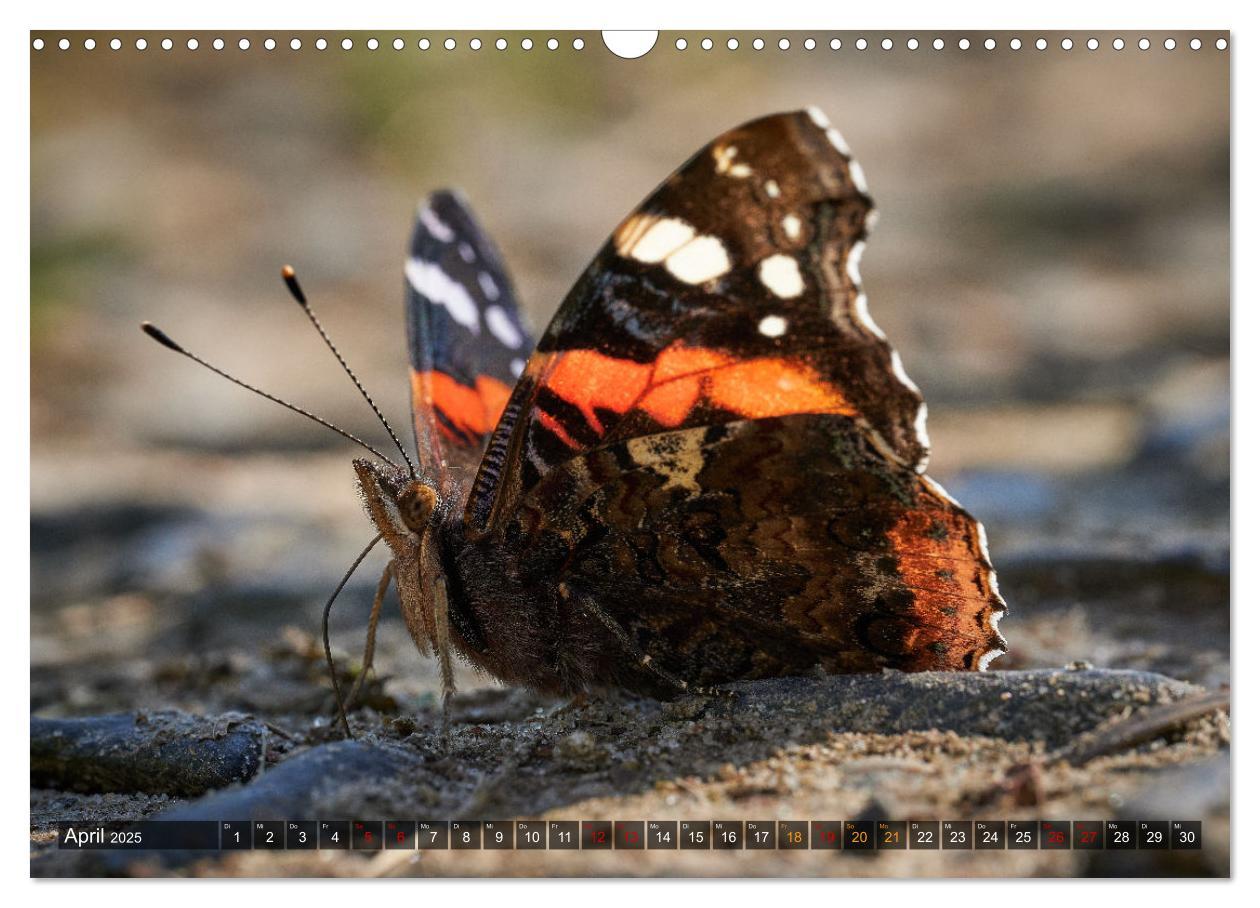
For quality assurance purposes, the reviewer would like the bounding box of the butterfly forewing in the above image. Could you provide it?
[404,190,533,490]
[465,109,930,533]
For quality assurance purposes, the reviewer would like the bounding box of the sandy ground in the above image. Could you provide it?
[31,661,1229,877]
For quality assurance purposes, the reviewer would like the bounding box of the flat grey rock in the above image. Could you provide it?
[31,711,264,797]
[712,669,1201,750]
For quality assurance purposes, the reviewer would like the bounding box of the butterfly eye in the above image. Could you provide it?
[398,482,438,532]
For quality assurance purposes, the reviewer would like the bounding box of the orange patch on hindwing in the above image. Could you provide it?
[883,483,1002,667]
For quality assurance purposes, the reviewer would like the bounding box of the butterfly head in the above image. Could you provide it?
[352,457,455,693]
[353,458,440,548]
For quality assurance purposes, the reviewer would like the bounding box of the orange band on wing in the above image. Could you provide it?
[708,359,856,420]
[539,343,856,446]
[414,369,513,445]
[543,350,653,434]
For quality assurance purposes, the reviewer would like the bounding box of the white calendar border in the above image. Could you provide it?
[7,0,1247,902]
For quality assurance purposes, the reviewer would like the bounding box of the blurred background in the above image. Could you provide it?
[30,32,1229,718]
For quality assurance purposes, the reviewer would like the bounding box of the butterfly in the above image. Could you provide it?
[146,109,1007,733]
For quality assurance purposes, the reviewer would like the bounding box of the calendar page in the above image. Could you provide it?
[28,25,1230,881]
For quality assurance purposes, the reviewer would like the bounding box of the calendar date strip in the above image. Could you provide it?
[55,819,1204,851]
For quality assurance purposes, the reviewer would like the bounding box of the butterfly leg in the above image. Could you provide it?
[546,691,589,717]
[347,560,394,709]
[433,578,456,743]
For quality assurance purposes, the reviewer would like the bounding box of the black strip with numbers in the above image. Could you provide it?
[52,819,1205,851]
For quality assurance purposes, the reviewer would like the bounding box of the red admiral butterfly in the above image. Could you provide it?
[145,109,1007,733]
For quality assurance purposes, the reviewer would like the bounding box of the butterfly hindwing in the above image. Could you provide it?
[496,414,1005,689]
[405,190,532,488]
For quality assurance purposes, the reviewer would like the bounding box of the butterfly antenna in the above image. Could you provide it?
[322,533,383,740]
[281,266,418,478]
[140,322,403,470]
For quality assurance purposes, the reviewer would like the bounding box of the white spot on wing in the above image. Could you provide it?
[826,127,851,156]
[782,214,802,240]
[913,400,930,449]
[418,205,454,242]
[713,145,752,178]
[485,305,523,348]
[614,214,729,285]
[764,179,781,198]
[978,645,1003,672]
[459,243,476,263]
[849,159,869,194]
[510,358,526,377]
[806,108,859,167]
[976,521,992,560]
[979,598,1009,671]
[478,271,500,301]
[846,241,865,285]
[889,349,922,394]
[405,258,479,333]
[758,254,805,298]
[758,314,788,337]
[612,214,652,257]
[922,475,962,509]
[853,292,886,339]
[624,217,696,263]
[665,235,731,284]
